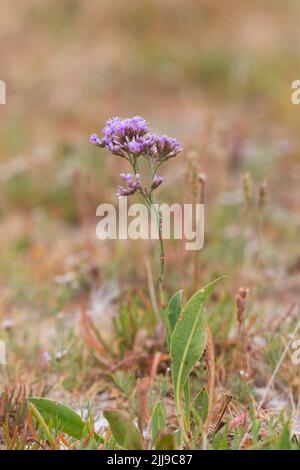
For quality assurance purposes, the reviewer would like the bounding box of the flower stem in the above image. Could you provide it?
[157,210,165,310]
[148,195,165,310]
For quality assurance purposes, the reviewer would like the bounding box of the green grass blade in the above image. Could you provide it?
[151,401,166,443]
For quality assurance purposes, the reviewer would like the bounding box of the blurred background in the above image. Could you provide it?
[0,0,299,393]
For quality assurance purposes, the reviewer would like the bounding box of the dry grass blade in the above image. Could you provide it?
[136,377,151,433]
[80,295,115,360]
[150,352,169,383]
[80,296,106,355]
[212,395,233,434]
[109,352,150,372]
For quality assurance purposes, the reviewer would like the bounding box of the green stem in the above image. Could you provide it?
[157,209,165,310]
[134,158,166,310]
[146,194,165,310]
[132,159,139,173]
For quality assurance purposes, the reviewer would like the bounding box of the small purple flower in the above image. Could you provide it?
[89,133,102,146]
[126,138,144,155]
[42,351,51,363]
[151,174,164,190]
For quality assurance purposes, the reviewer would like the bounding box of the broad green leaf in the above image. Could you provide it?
[28,397,103,443]
[163,290,183,349]
[103,409,144,450]
[170,291,206,405]
[151,401,166,443]
[170,278,223,410]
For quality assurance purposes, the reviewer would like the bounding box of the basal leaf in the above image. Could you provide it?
[170,277,223,410]
[28,397,103,443]
[167,290,183,333]
[163,290,183,349]
[170,291,207,410]
[103,409,144,450]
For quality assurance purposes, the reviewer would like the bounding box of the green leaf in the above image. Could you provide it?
[103,409,144,450]
[170,292,206,406]
[194,387,209,423]
[28,402,56,448]
[167,290,183,332]
[170,278,223,412]
[163,290,183,349]
[28,397,103,443]
[151,401,166,443]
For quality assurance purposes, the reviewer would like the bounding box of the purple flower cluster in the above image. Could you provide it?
[116,173,143,197]
[90,116,182,163]
[90,116,182,198]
